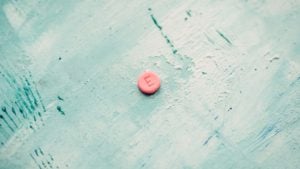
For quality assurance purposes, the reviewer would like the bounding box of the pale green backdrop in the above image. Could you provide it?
[0,0,300,169]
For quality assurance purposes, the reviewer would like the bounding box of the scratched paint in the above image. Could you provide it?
[0,0,300,169]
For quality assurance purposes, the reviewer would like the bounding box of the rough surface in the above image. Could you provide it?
[0,0,300,169]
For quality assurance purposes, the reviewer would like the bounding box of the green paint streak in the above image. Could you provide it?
[56,106,65,115]
[28,72,46,112]
[2,106,18,128]
[149,11,178,54]
[217,30,232,45]
[150,14,162,30]
[57,96,64,101]
[0,68,41,125]
[24,77,39,107]
[14,101,27,119]
[186,10,192,17]
[23,87,36,111]
[163,34,177,54]
[0,114,15,132]
[0,69,33,116]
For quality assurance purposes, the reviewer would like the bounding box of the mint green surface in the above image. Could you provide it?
[0,0,300,169]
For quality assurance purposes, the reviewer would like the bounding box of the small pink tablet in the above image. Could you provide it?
[137,71,160,95]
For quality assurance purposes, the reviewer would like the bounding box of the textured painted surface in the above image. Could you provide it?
[0,0,300,169]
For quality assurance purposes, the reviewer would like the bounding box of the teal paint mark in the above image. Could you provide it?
[10,106,21,122]
[0,114,15,132]
[0,69,34,117]
[216,30,232,45]
[30,153,42,169]
[185,10,192,21]
[186,10,192,17]
[38,147,44,155]
[269,57,280,63]
[149,8,178,54]
[203,135,213,145]
[24,77,39,107]
[28,72,46,112]
[1,106,18,128]
[14,101,27,119]
[34,149,39,156]
[258,123,276,140]
[0,123,11,140]
[56,106,65,115]
[23,86,36,111]
[57,96,64,101]
[150,14,162,30]
[0,65,46,146]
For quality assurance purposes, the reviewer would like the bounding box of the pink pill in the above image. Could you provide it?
[137,71,160,95]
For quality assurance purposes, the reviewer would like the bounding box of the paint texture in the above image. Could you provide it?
[0,0,300,169]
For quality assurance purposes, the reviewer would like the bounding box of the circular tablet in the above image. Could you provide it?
[137,71,160,95]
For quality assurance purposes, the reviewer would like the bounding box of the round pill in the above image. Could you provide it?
[137,71,160,95]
